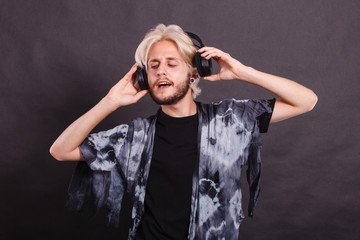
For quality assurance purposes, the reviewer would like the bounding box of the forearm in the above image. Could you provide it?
[50,97,117,161]
[239,66,318,111]
[50,64,148,161]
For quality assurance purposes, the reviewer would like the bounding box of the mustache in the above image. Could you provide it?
[153,77,174,87]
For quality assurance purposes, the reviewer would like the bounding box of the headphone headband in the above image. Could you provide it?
[186,32,205,48]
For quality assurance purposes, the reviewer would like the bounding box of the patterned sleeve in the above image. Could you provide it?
[66,123,133,230]
[243,99,274,217]
[79,124,130,171]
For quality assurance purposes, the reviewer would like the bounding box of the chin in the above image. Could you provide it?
[150,79,191,105]
[150,90,190,105]
[151,94,182,105]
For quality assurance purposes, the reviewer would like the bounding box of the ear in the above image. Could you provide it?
[190,69,199,82]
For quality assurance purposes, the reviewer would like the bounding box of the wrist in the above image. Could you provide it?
[99,96,120,113]
[234,65,254,82]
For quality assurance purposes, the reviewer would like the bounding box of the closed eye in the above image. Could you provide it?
[151,65,159,69]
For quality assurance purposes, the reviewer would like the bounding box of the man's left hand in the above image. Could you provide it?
[198,47,248,81]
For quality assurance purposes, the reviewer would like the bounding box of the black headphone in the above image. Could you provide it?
[135,32,212,90]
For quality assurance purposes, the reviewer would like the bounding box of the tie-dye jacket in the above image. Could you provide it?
[67,98,273,240]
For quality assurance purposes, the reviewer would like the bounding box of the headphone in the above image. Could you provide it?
[135,32,212,90]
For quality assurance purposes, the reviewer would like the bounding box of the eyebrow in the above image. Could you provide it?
[148,57,180,63]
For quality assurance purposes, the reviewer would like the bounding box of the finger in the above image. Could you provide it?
[114,64,137,86]
[201,49,223,60]
[199,51,223,61]
[124,63,139,83]
[198,46,216,53]
[134,89,149,101]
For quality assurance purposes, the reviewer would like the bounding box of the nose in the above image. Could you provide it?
[156,64,166,76]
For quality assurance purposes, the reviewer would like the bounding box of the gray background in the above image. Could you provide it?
[1,0,359,239]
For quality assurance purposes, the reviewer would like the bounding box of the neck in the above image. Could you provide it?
[161,92,197,117]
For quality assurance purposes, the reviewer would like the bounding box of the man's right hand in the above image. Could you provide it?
[104,64,149,110]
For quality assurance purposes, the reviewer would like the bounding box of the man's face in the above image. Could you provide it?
[147,40,192,105]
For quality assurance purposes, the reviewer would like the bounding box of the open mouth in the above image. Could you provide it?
[157,81,172,89]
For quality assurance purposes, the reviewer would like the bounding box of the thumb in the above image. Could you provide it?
[134,90,149,101]
[203,74,220,82]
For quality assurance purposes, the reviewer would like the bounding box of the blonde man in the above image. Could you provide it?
[50,24,317,239]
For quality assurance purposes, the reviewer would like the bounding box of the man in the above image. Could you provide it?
[50,24,317,240]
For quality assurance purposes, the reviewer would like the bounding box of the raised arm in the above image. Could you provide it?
[49,64,148,161]
[199,47,318,123]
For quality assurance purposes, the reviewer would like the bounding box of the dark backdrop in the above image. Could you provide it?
[1,0,359,239]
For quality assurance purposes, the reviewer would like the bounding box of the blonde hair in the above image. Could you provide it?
[135,24,201,99]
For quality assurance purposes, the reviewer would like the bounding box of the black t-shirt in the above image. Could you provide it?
[136,109,198,240]
[136,99,275,239]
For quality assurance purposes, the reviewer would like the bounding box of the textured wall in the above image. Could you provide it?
[1,0,359,239]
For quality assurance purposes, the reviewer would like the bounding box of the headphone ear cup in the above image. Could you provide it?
[194,52,212,77]
[136,66,149,90]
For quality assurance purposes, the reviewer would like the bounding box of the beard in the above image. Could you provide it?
[149,78,191,105]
